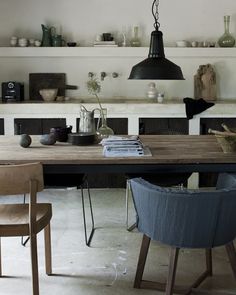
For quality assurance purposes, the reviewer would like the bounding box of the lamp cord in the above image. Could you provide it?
[152,0,160,30]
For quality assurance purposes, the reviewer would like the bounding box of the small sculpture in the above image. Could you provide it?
[40,134,56,145]
[194,64,217,101]
[19,134,32,148]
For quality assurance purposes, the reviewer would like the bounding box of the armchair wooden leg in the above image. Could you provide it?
[134,234,151,288]
[225,242,236,280]
[44,223,52,275]
[166,247,179,295]
[206,248,213,276]
[30,234,39,295]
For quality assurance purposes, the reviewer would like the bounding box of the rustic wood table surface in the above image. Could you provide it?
[1,135,236,174]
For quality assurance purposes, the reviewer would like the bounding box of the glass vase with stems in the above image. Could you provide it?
[86,78,114,141]
[218,15,235,47]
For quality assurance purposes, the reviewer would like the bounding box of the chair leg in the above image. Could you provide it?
[165,247,179,295]
[0,237,2,276]
[134,234,151,288]
[21,194,30,247]
[44,223,52,275]
[126,179,136,231]
[81,179,95,247]
[30,234,39,295]
[225,242,236,280]
[125,179,130,228]
[205,248,213,276]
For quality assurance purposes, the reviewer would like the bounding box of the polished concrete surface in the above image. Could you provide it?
[0,188,235,295]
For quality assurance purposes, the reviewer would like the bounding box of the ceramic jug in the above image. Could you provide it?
[79,105,100,134]
[41,24,55,47]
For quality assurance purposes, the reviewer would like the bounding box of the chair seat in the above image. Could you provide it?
[0,203,52,237]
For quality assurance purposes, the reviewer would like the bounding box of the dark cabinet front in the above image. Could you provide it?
[139,118,189,135]
[14,118,66,135]
[76,117,128,135]
[86,118,128,188]
[0,119,4,135]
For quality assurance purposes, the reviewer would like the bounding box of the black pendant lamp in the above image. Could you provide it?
[128,0,184,80]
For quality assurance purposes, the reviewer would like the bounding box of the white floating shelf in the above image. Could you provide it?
[0,47,236,58]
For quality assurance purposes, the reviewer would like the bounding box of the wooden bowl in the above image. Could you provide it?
[216,135,236,153]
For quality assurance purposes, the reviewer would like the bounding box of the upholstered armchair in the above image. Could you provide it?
[130,173,236,295]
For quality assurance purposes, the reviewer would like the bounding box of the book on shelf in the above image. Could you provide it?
[93,41,116,45]
[93,41,118,47]
[93,44,118,47]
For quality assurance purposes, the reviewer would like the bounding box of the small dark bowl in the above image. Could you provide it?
[67,42,77,47]
[68,132,95,145]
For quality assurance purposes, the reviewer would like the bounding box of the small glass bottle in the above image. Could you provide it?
[130,26,141,47]
[96,108,114,141]
[218,15,235,47]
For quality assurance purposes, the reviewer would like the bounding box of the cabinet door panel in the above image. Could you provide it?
[76,117,128,188]
[14,119,42,135]
[139,118,188,135]
[14,118,66,135]
[42,118,66,134]
[76,118,128,135]
[0,119,4,135]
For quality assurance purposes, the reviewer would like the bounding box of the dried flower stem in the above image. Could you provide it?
[86,77,105,123]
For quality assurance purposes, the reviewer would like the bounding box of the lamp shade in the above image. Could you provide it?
[129,30,184,80]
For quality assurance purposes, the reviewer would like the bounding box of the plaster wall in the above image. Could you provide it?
[0,1,236,100]
[0,0,236,46]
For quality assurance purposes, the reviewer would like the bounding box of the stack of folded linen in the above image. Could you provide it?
[101,135,146,157]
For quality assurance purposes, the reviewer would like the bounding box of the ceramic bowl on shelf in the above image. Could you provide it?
[67,42,77,47]
[176,40,189,47]
[39,88,58,102]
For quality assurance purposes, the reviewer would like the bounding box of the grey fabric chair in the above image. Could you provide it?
[130,174,236,295]
[125,129,192,231]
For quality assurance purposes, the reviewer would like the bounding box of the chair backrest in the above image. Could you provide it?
[0,162,44,195]
[130,176,236,249]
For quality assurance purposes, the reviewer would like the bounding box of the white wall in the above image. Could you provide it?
[1,0,236,46]
[0,0,236,100]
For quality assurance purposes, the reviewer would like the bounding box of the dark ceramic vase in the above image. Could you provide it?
[50,125,72,142]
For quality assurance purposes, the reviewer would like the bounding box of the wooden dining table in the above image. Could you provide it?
[1,135,236,175]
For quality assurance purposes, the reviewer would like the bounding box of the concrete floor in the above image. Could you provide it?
[0,188,235,295]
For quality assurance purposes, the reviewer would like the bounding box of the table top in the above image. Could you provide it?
[0,135,236,168]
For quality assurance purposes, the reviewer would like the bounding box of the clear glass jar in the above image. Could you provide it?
[96,108,114,141]
[146,82,158,99]
[218,15,235,47]
[130,26,141,47]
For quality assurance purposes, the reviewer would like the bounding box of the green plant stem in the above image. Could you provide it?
[95,93,105,123]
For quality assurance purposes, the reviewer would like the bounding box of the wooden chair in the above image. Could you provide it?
[130,174,236,295]
[0,162,52,295]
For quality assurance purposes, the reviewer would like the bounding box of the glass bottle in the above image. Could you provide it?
[96,108,114,141]
[130,26,141,47]
[218,15,235,47]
